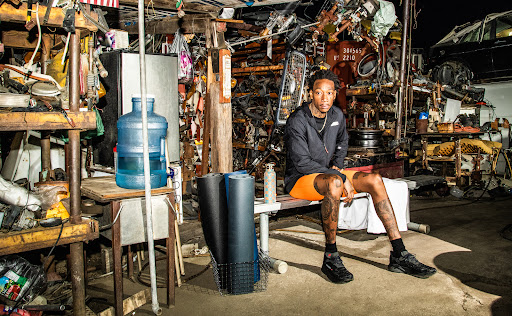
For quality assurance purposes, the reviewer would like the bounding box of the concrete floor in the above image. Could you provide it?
[86,195,512,315]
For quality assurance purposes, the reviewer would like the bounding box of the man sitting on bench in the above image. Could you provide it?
[284,70,436,283]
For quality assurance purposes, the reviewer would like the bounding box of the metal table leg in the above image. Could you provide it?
[259,213,287,274]
[111,200,123,316]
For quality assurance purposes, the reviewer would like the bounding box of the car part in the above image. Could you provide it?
[276,50,307,125]
[357,53,379,77]
[432,60,472,86]
[348,129,385,148]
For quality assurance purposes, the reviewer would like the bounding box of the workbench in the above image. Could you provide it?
[0,219,98,256]
[417,132,484,185]
[81,176,175,316]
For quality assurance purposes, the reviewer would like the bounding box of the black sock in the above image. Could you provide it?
[325,242,337,254]
[391,238,406,256]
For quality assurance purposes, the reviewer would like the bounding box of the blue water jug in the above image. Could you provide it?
[116,95,168,189]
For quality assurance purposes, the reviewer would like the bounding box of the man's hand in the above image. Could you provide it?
[331,165,343,173]
[342,178,355,204]
[331,165,354,204]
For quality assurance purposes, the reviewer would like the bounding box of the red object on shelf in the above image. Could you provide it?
[346,160,404,179]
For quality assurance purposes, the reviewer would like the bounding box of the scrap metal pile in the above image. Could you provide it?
[166,0,495,192]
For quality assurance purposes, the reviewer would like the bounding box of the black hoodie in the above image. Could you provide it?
[284,102,349,194]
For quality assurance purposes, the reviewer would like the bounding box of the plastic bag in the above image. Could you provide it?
[0,177,41,212]
[0,256,46,304]
[371,0,396,38]
[169,30,194,83]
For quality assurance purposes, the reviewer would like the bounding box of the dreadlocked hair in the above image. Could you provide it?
[308,69,341,92]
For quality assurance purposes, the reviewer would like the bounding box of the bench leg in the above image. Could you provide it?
[259,213,288,274]
[260,213,269,253]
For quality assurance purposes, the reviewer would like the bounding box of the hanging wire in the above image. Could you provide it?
[412,0,421,30]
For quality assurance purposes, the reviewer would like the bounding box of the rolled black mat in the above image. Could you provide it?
[224,171,260,284]
[197,173,229,287]
[227,174,255,294]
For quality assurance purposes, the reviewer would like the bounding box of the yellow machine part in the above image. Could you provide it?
[46,49,69,88]
[45,201,70,219]
[432,139,502,156]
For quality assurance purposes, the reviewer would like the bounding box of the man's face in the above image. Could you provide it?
[309,79,336,114]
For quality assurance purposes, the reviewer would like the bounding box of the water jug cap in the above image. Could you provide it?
[132,94,156,100]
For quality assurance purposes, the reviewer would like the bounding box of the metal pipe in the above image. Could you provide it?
[40,131,51,181]
[41,34,51,74]
[68,30,86,316]
[137,1,161,314]
[23,305,68,312]
[395,0,411,140]
[260,213,269,253]
[69,31,81,224]
[268,257,288,274]
[230,22,319,47]
[407,222,430,234]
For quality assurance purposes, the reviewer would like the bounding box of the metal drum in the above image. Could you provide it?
[348,129,384,149]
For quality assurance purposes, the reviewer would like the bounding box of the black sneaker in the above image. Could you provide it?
[321,253,354,284]
[388,250,437,279]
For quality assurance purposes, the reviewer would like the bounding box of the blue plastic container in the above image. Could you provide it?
[116,95,168,189]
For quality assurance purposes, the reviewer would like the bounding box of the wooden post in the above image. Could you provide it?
[207,21,233,173]
[209,83,233,173]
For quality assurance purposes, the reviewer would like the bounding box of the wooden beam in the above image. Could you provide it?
[121,15,212,34]
[0,3,98,31]
[2,30,39,49]
[0,219,99,256]
[97,288,151,316]
[0,111,97,131]
[1,30,61,50]
[119,0,216,12]
[209,82,233,173]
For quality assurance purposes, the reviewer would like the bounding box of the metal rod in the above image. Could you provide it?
[395,0,411,140]
[41,34,51,75]
[230,22,319,47]
[260,213,269,253]
[260,212,288,274]
[137,0,161,314]
[40,131,51,181]
[166,193,175,307]
[68,30,86,316]
[111,201,123,316]
[175,219,185,275]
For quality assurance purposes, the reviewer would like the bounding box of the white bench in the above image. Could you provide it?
[254,193,369,257]
[254,193,369,214]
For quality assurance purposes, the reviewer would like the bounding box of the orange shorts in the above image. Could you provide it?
[289,170,358,201]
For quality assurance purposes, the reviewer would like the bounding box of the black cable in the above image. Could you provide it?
[43,218,67,272]
[136,255,210,287]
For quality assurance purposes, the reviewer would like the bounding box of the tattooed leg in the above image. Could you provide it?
[373,199,401,240]
[314,174,344,244]
[351,172,401,241]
